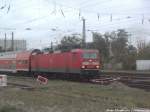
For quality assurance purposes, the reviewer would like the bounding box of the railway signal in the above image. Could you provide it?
[37,75,48,85]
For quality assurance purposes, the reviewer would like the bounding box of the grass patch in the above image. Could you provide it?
[1,76,150,112]
[0,105,25,112]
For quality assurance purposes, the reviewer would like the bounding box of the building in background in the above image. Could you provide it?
[0,39,26,51]
[136,60,150,71]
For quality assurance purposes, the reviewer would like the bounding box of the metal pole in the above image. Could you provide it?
[51,42,53,51]
[4,33,7,52]
[82,18,86,48]
[11,32,14,51]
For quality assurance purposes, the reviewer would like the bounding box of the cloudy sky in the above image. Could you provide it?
[0,0,150,49]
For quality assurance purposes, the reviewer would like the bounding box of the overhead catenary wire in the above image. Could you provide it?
[7,4,10,13]
[1,12,150,30]
[2,0,150,17]
[79,0,112,9]
[86,16,146,30]
[46,0,150,17]
[13,0,150,16]
[0,0,149,49]
[0,15,146,31]
[45,0,150,26]
[0,13,149,31]
[3,0,150,18]
[0,0,149,32]
[78,0,150,15]
[0,4,6,9]
[87,17,143,29]
[0,0,10,15]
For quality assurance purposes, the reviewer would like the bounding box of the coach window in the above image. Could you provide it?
[18,60,22,64]
[17,60,28,64]
[23,60,28,64]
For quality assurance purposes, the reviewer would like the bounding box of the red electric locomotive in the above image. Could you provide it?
[0,49,101,77]
[31,49,100,76]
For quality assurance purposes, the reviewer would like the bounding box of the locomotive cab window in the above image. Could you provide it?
[82,53,97,59]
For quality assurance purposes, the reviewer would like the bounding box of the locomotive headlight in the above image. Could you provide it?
[96,65,100,69]
[81,65,85,69]
[89,59,92,62]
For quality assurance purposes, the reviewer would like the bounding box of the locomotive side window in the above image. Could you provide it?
[83,53,97,59]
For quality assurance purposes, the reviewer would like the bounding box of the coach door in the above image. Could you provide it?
[12,60,16,69]
[11,60,16,72]
[31,55,39,72]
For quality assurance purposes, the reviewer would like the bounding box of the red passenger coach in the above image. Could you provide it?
[15,49,41,72]
[0,52,16,72]
[0,50,39,73]
[16,51,31,72]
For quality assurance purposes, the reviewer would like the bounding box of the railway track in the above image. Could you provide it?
[89,71,150,91]
[4,71,150,91]
[119,76,150,91]
[8,82,35,90]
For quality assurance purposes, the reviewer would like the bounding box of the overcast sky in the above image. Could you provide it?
[0,0,150,49]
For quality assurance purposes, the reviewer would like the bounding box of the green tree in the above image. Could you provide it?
[137,42,150,60]
[92,32,109,63]
[111,29,129,63]
[123,45,137,70]
[57,35,82,51]
[92,29,139,70]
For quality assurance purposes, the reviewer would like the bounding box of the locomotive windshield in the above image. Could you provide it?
[83,53,97,59]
